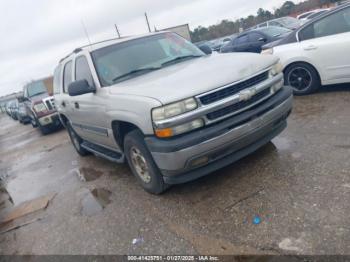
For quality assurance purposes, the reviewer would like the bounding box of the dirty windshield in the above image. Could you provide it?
[27,81,47,97]
[92,33,203,86]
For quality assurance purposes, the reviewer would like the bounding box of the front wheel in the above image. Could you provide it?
[124,129,169,194]
[284,63,320,95]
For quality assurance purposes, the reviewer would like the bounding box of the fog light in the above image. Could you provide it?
[190,156,209,167]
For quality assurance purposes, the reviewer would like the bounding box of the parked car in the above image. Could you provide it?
[8,100,19,120]
[54,32,292,194]
[208,36,233,51]
[23,79,61,134]
[5,102,12,116]
[254,17,302,30]
[262,3,350,95]
[220,26,292,53]
[17,102,31,124]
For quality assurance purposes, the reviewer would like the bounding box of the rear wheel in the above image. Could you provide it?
[67,123,89,156]
[124,129,169,194]
[285,62,320,95]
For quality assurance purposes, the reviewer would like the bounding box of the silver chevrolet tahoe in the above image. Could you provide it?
[53,32,293,194]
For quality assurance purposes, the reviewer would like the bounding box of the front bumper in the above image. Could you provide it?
[145,86,293,184]
[38,112,61,127]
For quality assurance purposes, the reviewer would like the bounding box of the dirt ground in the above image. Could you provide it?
[0,86,350,255]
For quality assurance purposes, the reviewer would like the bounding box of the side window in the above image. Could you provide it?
[269,21,281,27]
[249,32,263,42]
[75,56,94,87]
[63,61,73,93]
[53,65,62,94]
[235,35,249,44]
[299,7,350,41]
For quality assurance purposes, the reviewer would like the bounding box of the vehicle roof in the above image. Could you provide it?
[59,31,168,64]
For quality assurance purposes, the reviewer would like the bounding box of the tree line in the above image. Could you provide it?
[190,0,341,42]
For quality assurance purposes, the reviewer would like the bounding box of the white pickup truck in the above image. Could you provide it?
[53,32,293,194]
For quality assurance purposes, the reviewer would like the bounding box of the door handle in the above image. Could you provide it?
[304,45,317,50]
[61,101,66,107]
[74,102,79,109]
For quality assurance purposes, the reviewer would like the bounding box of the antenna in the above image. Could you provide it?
[145,12,151,32]
[81,19,92,46]
[114,24,121,38]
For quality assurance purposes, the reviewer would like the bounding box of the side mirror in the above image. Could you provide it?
[198,44,212,55]
[258,37,267,42]
[68,80,96,96]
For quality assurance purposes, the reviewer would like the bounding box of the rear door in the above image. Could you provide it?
[298,6,350,83]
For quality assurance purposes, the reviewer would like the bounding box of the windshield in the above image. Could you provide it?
[259,26,292,37]
[27,81,47,97]
[92,33,204,86]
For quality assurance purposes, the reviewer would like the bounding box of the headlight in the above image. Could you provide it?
[261,48,274,55]
[155,119,204,138]
[152,98,197,121]
[269,62,283,77]
[33,102,47,113]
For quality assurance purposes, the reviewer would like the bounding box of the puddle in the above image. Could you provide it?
[71,167,104,182]
[80,188,112,216]
[272,137,292,151]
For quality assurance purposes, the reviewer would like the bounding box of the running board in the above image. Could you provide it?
[81,141,125,163]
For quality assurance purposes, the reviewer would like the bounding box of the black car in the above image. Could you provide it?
[220,26,292,53]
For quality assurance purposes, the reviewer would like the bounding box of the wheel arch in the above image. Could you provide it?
[283,60,322,85]
[58,113,69,128]
[111,120,143,151]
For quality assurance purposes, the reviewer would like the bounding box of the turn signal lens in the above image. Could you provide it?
[155,119,204,138]
[155,128,173,138]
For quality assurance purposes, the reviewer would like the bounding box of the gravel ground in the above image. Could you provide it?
[0,86,349,255]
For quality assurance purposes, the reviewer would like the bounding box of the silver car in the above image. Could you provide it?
[54,32,293,194]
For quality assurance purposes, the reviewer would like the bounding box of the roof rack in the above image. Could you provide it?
[58,36,129,63]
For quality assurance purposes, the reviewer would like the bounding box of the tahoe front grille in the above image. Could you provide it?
[199,71,268,105]
[206,88,271,120]
[45,98,56,111]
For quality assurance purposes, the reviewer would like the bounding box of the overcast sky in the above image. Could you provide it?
[0,0,295,96]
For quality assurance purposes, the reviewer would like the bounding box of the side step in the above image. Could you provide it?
[81,141,125,163]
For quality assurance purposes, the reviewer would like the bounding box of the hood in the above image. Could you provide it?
[29,93,49,104]
[108,53,278,104]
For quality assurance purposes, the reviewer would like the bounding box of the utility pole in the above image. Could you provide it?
[114,24,121,38]
[144,12,151,32]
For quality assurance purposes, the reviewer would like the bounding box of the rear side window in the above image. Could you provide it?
[75,56,94,87]
[53,65,62,94]
[299,7,350,41]
[63,61,73,93]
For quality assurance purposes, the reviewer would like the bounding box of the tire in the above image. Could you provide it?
[66,123,90,156]
[124,129,169,194]
[284,62,320,95]
[31,117,38,128]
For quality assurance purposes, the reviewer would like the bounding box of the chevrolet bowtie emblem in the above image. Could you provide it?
[239,89,255,101]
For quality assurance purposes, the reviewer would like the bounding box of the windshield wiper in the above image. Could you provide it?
[112,67,161,83]
[161,55,202,67]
